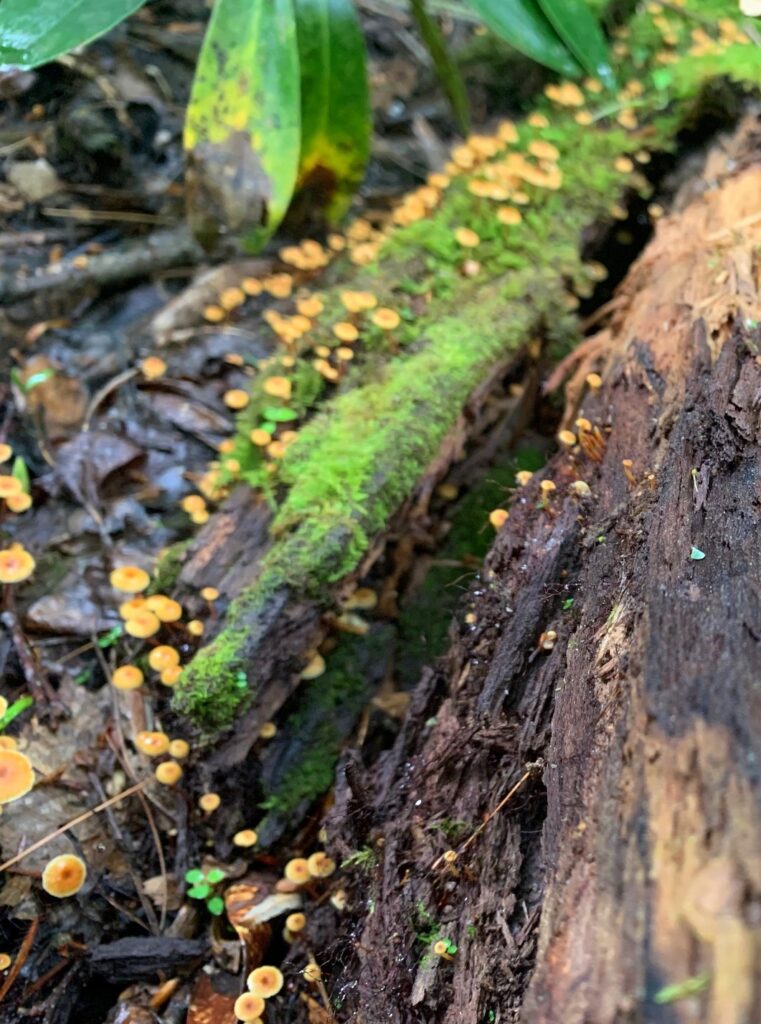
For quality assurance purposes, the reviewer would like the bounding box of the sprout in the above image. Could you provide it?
[0,749,34,804]
[41,854,87,898]
[134,731,170,757]
[155,761,183,786]
[0,544,35,584]
[111,664,144,691]
[109,566,150,594]
[233,992,265,1022]
[247,965,284,999]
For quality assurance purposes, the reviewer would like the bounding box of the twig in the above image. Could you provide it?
[83,368,138,431]
[0,780,147,874]
[0,918,39,1004]
[42,207,175,226]
[0,606,61,717]
[431,762,543,870]
[0,225,203,304]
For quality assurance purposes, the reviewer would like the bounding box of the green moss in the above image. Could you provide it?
[150,538,193,596]
[175,2,761,732]
[254,629,389,845]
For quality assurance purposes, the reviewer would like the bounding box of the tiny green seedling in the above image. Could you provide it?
[0,695,33,731]
[654,972,710,1004]
[97,625,123,649]
[185,866,227,916]
[690,546,705,561]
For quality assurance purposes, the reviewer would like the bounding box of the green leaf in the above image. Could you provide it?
[409,0,469,135]
[536,0,612,84]
[11,457,29,494]
[96,625,123,649]
[184,868,205,884]
[21,369,55,393]
[0,696,33,732]
[206,895,225,916]
[263,406,300,422]
[465,0,580,76]
[690,546,706,561]
[654,973,710,1004]
[184,0,301,251]
[0,0,144,69]
[205,867,226,884]
[187,883,211,899]
[294,0,371,222]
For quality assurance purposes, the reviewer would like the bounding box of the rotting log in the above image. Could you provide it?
[318,116,761,1024]
[173,1,761,753]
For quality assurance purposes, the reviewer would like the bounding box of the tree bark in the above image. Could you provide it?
[321,117,761,1024]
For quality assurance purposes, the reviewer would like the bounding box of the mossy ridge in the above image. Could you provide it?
[176,2,761,732]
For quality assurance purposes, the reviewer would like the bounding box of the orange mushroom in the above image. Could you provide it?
[247,965,284,999]
[124,609,161,639]
[134,731,170,757]
[41,853,87,897]
[234,992,265,1021]
[284,858,310,885]
[168,738,190,759]
[0,749,34,803]
[109,566,150,594]
[199,792,221,813]
[155,761,183,786]
[147,646,180,672]
[6,493,32,513]
[0,477,21,499]
[307,851,336,878]
[262,377,292,400]
[0,544,35,584]
[233,829,258,848]
[371,308,400,331]
[111,665,144,690]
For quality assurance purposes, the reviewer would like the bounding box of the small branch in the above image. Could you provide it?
[0,918,39,1004]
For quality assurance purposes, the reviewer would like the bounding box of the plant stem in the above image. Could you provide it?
[409,0,470,135]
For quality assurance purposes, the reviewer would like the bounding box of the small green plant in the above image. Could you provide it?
[427,817,470,841]
[341,846,377,873]
[185,866,227,917]
[0,0,610,251]
[0,696,33,732]
[654,973,710,1005]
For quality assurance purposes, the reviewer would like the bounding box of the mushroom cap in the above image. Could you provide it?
[160,666,182,687]
[0,476,22,499]
[0,737,19,751]
[118,597,147,619]
[0,544,35,584]
[307,852,336,879]
[111,664,144,690]
[200,587,219,601]
[154,761,183,786]
[0,444,12,463]
[168,739,190,759]
[233,993,265,1022]
[247,965,284,999]
[140,356,166,379]
[303,962,321,982]
[0,696,7,717]
[371,308,401,330]
[186,620,204,637]
[262,376,292,400]
[134,731,170,757]
[332,322,359,343]
[0,749,34,803]
[285,912,306,932]
[41,854,87,897]
[6,493,32,513]
[0,953,10,970]
[233,829,258,848]
[199,792,221,813]
[223,389,250,410]
[109,566,150,594]
[284,858,310,884]
[146,596,182,623]
[124,609,161,639]
[148,645,180,672]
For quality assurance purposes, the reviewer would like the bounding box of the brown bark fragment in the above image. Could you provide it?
[324,124,761,1024]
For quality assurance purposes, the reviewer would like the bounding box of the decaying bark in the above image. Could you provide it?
[321,119,761,1024]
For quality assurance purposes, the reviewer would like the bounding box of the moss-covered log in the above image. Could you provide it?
[318,114,761,1023]
[172,3,761,833]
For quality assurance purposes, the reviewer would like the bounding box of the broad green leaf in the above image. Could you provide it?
[294,0,371,223]
[184,868,205,884]
[184,0,301,251]
[206,896,225,916]
[0,696,33,731]
[187,883,211,899]
[465,0,580,77]
[0,0,144,69]
[263,406,299,422]
[205,867,226,884]
[537,0,612,83]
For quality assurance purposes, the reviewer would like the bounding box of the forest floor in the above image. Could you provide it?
[0,2,757,1023]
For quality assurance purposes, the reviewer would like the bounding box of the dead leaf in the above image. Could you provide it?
[19,356,88,440]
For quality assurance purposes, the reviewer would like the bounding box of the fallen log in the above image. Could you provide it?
[321,114,761,1024]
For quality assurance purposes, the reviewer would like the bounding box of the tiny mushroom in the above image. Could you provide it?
[0,749,34,803]
[169,739,190,759]
[284,858,311,885]
[247,965,284,999]
[233,992,265,1022]
[199,792,221,813]
[111,665,144,691]
[307,851,336,878]
[41,854,87,897]
[134,731,170,757]
[109,566,150,594]
[155,761,183,786]
[233,829,258,848]
[0,544,36,584]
